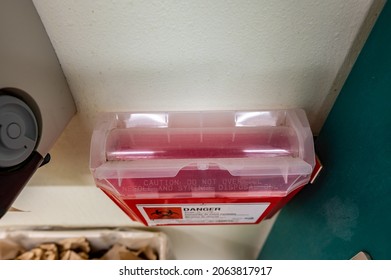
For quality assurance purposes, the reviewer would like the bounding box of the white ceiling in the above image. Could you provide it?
[29,0,378,186]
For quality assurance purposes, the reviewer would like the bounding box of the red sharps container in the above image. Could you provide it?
[90,109,315,226]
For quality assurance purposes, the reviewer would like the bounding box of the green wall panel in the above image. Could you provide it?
[259,2,391,260]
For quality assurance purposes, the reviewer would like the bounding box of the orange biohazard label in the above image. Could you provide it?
[144,207,183,220]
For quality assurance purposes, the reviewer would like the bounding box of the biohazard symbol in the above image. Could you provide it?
[145,207,183,220]
[151,209,177,218]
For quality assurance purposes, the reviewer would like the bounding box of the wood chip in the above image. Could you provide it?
[119,250,144,260]
[0,240,25,260]
[78,252,89,260]
[140,246,157,260]
[100,244,140,260]
[16,248,43,260]
[60,250,85,260]
[58,237,90,253]
[39,243,59,260]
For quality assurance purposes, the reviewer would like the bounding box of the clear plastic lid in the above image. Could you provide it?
[90,110,315,197]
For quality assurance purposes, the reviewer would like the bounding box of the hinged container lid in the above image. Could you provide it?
[90,109,315,197]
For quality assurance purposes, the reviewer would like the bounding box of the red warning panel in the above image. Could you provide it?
[144,207,183,220]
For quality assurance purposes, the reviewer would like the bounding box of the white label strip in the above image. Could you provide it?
[137,203,270,226]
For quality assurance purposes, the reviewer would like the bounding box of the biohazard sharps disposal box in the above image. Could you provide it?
[90,109,315,226]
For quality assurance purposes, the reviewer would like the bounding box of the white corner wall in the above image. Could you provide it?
[33,0,374,133]
[26,0,379,187]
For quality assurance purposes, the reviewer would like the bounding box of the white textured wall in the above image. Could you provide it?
[28,0,378,186]
[33,0,373,133]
